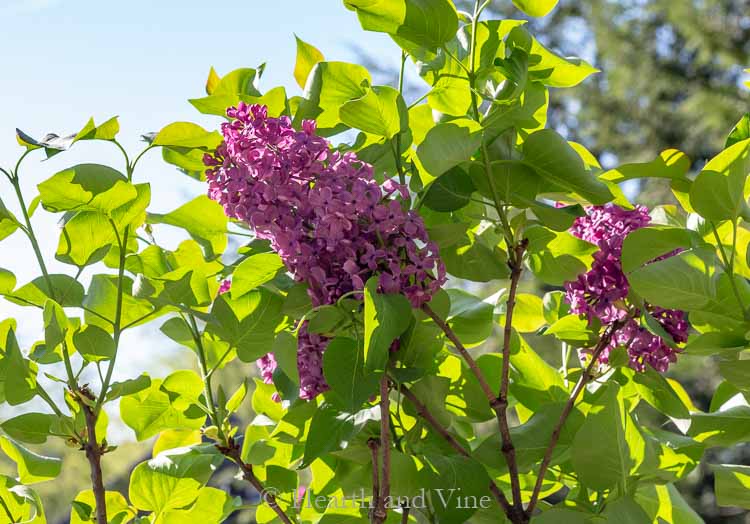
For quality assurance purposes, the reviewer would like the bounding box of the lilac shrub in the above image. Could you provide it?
[564,204,689,371]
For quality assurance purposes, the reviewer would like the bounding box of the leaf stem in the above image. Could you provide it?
[186,313,226,442]
[93,223,129,415]
[525,319,625,517]
[710,221,748,315]
[0,496,16,523]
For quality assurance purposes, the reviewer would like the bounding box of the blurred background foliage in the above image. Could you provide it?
[3,1,750,522]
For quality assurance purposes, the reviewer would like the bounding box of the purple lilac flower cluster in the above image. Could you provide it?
[564,204,688,372]
[205,103,445,399]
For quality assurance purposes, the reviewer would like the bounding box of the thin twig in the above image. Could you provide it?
[421,304,496,403]
[401,505,410,524]
[497,240,528,515]
[525,320,625,517]
[396,381,513,514]
[373,374,391,524]
[368,438,381,523]
[78,388,107,524]
[222,441,295,524]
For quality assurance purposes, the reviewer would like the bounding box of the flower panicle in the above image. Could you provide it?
[205,103,446,399]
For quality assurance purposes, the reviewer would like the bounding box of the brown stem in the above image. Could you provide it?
[497,240,528,515]
[222,441,295,524]
[373,374,391,524]
[421,304,497,405]
[397,382,513,515]
[79,390,107,524]
[401,505,410,524]
[524,320,624,518]
[368,438,381,523]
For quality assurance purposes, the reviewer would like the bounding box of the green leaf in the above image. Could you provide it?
[714,464,750,509]
[621,226,695,273]
[120,370,205,441]
[296,61,372,133]
[231,252,285,299]
[525,225,596,285]
[571,384,630,490]
[363,277,412,371]
[0,198,20,242]
[688,406,750,447]
[0,413,57,444]
[340,85,407,139]
[601,149,691,183]
[719,359,750,392]
[294,35,325,88]
[690,138,750,221]
[73,324,115,362]
[323,337,380,411]
[344,0,458,51]
[42,299,69,350]
[509,26,598,88]
[273,332,300,384]
[627,249,715,311]
[161,486,239,524]
[727,113,750,148]
[531,509,589,524]
[445,289,494,346]
[509,331,568,410]
[428,222,509,282]
[634,483,704,524]
[504,293,545,333]
[151,122,222,151]
[162,147,208,181]
[208,288,284,362]
[523,129,612,204]
[106,374,151,402]
[427,76,472,116]
[300,403,378,468]
[73,116,120,142]
[153,429,202,457]
[0,325,37,405]
[83,274,154,330]
[0,475,45,523]
[512,0,558,17]
[422,166,475,212]
[0,269,15,295]
[225,380,247,414]
[148,196,228,258]
[55,211,116,267]
[71,490,136,524]
[629,367,691,420]
[0,435,61,484]
[423,454,490,523]
[601,496,651,524]
[469,160,542,207]
[416,118,482,184]
[545,314,596,345]
[37,164,136,214]
[307,305,347,334]
[6,274,84,307]
[16,117,118,158]
[129,447,222,515]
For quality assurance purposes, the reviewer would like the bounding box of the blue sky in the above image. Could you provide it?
[0,0,403,422]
